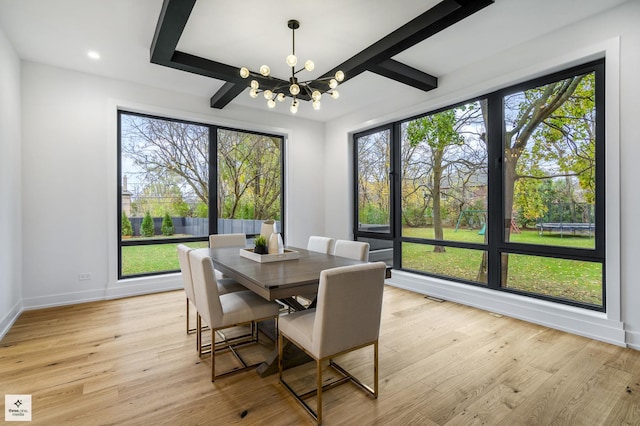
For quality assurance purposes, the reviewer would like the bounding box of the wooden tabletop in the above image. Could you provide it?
[207,246,365,301]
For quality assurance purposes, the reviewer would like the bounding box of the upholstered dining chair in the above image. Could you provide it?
[278,262,387,425]
[333,239,370,261]
[209,232,247,248]
[209,233,248,280]
[177,244,245,353]
[297,236,336,307]
[307,236,334,254]
[189,249,281,382]
[177,244,198,335]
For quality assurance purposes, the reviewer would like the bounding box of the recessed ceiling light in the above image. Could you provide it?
[87,51,100,60]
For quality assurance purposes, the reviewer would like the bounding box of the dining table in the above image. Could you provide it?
[207,245,367,310]
[206,245,375,376]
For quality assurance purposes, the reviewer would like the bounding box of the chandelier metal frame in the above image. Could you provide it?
[239,19,344,114]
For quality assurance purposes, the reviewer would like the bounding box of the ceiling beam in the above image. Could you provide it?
[316,0,494,84]
[210,82,246,109]
[150,0,494,109]
[150,0,196,64]
[369,59,437,92]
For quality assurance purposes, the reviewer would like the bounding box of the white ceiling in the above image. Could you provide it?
[0,0,629,122]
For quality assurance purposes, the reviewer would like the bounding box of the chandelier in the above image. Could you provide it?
[239,19,345,114]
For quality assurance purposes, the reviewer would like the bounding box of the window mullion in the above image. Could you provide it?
[486,92,504,290]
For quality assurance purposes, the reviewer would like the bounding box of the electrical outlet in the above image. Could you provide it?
[78,273,92,281]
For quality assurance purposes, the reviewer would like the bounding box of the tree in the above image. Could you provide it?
[161,212,174,236]
[501,73,594,282]
[121,115,283,222]
[133,178,191,218]
[140,211,155,237]
[405,104,485,252]
[357,130,390,226]
[217,129,281,220]
[121,211,133,237]
[121,115,209,207]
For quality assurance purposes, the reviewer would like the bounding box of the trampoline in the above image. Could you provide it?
[536,222,595,237]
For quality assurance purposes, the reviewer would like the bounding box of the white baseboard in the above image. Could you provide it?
[388,270,627,348]
[2,275,183,341]
[626,329,640,351]
[21,274,183,310]
[0,300,23,342]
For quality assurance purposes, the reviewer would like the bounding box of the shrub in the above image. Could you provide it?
[161,212,174,236]
[141,211,155,237]
[121,211,133,237]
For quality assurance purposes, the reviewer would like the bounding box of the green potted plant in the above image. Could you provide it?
[254,235,268,254]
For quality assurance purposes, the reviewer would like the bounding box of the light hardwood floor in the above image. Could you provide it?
[1,286,640,425]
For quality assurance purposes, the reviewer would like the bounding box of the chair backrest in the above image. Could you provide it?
[333,240,370,261]
[189,250,223,327]
[177,244,195,302]
[312,262,387,359]
[209,233,247,248]
[307,236,334,254]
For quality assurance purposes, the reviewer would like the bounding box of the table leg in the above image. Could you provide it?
[255,297,314,377]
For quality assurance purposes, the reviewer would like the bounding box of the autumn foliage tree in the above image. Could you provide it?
[121,115,281,221]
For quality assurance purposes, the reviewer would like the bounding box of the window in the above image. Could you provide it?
[354,60,604,310]
[354,127,394,263]
[118,111,284,278]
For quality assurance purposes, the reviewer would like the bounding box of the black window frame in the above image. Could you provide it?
[353,59,605,311]
[117,110,285,279]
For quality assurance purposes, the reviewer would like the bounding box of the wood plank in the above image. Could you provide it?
[2,288,640,425]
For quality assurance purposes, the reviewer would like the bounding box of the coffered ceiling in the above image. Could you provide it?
[0,0,629,122]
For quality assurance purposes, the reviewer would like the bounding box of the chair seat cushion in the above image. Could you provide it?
[279,309,316,352]
[218,290,280,328]
[217,278,245,295]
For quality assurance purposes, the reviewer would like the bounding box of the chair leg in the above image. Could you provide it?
[197,315,202,356]
[374,340,379,398]
[316,359,323,425]
[186,298,190,334]
[211,329,216,382]
[278,331,284,381]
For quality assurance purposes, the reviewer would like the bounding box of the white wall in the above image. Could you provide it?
[5,1,640,351]
[0,26,22,337]
[325,1,640,348]
[19,61,325,309]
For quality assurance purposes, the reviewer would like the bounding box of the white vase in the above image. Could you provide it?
[268,232,284,254]
[260,220,275,240]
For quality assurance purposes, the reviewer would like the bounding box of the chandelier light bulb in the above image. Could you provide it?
[286,54,297,68]
[245,20,342,112]
[304,60,315,72]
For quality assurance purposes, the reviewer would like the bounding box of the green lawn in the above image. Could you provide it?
[121,228,602,306]
[121,240,208,276]
[402,227,601,306]
[402,226,595,248]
